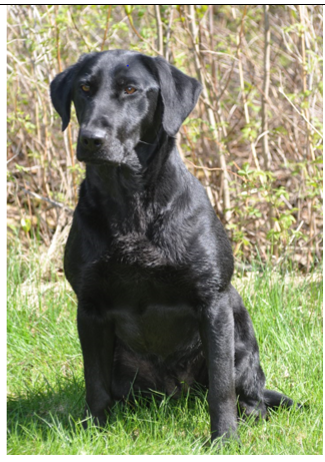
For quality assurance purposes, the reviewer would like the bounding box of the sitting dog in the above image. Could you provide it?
[50,50,296,443]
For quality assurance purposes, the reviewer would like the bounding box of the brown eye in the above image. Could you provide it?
[125,86,136,95]
[81,84,90,92]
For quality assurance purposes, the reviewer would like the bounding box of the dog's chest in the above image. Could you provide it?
[93,234,201,357]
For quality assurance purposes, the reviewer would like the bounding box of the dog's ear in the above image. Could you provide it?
[153,56,202,136]
[50,64,77,132]
[50,53,94,131]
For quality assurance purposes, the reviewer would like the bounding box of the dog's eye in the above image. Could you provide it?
[81,84,90,92]
[125,86,136,95]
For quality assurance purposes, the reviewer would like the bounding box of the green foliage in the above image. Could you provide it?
[20,217,31,234]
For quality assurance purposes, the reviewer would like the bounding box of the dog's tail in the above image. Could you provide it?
[264,389,303,410]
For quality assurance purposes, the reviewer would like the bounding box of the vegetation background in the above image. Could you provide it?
[7,4,323,267]
[7,5,323,455]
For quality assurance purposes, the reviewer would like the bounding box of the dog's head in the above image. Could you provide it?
[50,50,201,168]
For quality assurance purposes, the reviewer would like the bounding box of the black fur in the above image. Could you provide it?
[50,50,297,443]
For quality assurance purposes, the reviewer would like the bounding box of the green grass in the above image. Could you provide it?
[7,241,323,455]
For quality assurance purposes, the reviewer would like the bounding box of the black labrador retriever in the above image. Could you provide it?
[50,50,296,443]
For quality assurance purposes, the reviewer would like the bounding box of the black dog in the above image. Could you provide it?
[50,50,296,443]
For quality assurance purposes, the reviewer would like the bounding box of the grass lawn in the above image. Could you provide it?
[7,241,323,455]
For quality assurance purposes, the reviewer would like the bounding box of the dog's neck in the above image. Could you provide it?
[81,133,187,234]
[135,125,165,169]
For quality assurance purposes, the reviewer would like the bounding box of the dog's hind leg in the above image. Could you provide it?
[231,285,300,420]
[230,285,267,420]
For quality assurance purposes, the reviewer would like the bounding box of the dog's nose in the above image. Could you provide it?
[79,129,106,151]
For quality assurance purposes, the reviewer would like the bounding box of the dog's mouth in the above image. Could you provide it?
[78,155,122,167]
[76,138,143,171]
[77,145,125,167]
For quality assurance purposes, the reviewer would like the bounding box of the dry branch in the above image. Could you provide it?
[6,5,323,266]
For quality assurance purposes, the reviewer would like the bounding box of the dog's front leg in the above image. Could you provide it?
[199,289,237,444]
[77,306,115,427]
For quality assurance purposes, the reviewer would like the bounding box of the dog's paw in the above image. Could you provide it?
[210,430,241,452]
[81,406,108,429]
